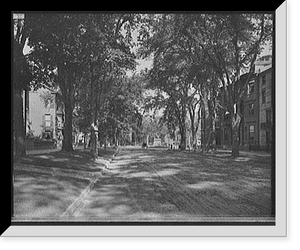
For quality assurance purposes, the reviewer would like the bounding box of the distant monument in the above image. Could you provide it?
[153,133,161,147]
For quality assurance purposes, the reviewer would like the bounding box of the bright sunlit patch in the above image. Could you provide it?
[186,181,222,190]
[155,169,180,177]
[73,154,83,158]
[35,155,54,159]
[234,157,251,162]
[52,158,70,162]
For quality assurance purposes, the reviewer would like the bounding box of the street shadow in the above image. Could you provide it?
[93,147,273,219]
[13,146,273,220]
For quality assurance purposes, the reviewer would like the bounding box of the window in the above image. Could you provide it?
[249,103,255,116]
[244,126,248,140]
[262,75,266,85]
[249,125,255,141]
[262,89,266,104]
[45,114,51,127]
[248,81,255,95]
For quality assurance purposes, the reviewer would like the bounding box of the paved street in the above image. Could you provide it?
[13,146,273,223]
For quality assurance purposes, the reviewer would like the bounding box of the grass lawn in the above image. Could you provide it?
[16,147,117,172]
[13,170,91,220]
[12,147,118,221]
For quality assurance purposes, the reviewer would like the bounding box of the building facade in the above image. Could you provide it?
[258,67,273,150]
[241,73,260,150]
[24,86,64,149]
[217,63,273,151]
[26,87,57,139]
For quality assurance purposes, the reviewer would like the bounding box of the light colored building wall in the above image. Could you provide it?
[28,87,56,138]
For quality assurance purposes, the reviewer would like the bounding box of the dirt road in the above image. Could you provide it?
[72,146,273,222]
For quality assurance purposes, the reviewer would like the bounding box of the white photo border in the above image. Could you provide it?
[1,4,288,237]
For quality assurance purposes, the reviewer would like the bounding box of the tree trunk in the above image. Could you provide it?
[89,59,99,157]
[211,112,217,153]
[104,136,107,151]
[202,97,210,153]
[90,124,97,158]
[83,132,87,149]
[191,130,197,152]
[13,40,27,159]
[61,99,73,152]
[231,113,241,157]
[114,128,119,147]
[13,87,26,159]
[179,125,186,151]
[188,106,196,153]
[206,130,212,152]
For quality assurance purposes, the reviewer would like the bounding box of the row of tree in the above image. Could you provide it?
[138,13,273,156]
[13,13,146,158]
[13,13,273,159]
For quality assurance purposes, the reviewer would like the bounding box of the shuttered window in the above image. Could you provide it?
[45,114,51,127]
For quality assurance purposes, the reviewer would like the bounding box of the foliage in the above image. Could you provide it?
[14,13,273,156]
[137,13,273,155]
[25,13,141,151]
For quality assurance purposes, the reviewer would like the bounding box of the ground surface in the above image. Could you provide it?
[13,146,274,223]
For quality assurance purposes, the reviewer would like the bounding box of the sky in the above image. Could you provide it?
[125,29,153,77]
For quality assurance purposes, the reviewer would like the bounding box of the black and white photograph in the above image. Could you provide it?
[7,6,287,237]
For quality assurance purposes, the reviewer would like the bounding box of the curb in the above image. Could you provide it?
[61,147,120,216]
[60,178,98,217]
[110,146,120,163]
[99,146,120,169]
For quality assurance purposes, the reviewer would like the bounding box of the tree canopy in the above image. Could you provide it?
[138,13,273,155]
[13,12,273,158]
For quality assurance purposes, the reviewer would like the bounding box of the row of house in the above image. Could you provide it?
[164,55,274,151]
[220,55,273,151]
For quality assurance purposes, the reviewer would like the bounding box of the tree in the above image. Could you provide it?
[139,14,200,150]
[27,14,89,152]
[98,74,144,147]
[185,13,273,156]
[137,13,273,155]
[26,13,138,154]
[187,93,201,152]
[13,13,33,158]
[75,14,138,156]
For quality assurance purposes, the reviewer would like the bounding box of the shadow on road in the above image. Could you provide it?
[74,147,273,220]
[12,146,273,221]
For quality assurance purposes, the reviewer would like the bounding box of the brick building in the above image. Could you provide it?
[216,72,259,150]
[242,73,260,150]
[217,60,273,151]
[258,67,273,150]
